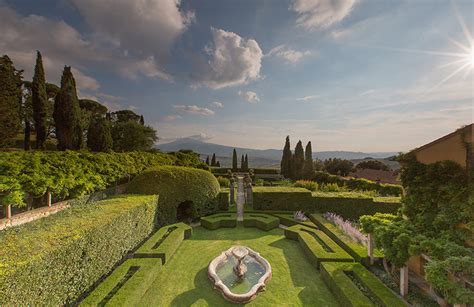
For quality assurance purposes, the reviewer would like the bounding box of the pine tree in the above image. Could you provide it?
[32,51,48,149]
[303,141,314,179]
[0,55,22,148]
[244,154,249,171]
[241,154,245,171]
[293,140,305,179]
[280,136,292,178]
[53,66,82,150]
[232,148,238,171]
[211,153,216,166]
[206,155,210,165]
[87,116,112,152]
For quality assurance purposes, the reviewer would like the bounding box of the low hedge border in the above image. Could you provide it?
[271,213,318,229]
[200,213,237,230]
[134,222,192,265]
[309,214,383,265]
[80,258,162,306]
[320,262,405,307]
[0,195,158,305]
[284,225,354,268]
[242,214,279,231]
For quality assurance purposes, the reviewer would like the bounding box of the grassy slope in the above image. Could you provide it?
[139,226,338,306]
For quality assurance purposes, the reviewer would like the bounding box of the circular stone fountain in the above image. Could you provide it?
[208,246,272,304]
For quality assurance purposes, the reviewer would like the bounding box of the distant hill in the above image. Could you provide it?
[156,138,398,168]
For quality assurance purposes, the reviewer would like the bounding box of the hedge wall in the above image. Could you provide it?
[126,166,220,226]
[0,195,158,305]
[242,213,279,231]
[200,213,237,230]
[217,190,230,210]
[252,187,313,211]
[0,151,207,208]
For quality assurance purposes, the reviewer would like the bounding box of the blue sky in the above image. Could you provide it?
[1,0,473,151]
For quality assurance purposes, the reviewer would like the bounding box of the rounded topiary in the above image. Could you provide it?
[127,166,220,225]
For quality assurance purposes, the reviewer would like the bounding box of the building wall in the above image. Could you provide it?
[414,129,471,167]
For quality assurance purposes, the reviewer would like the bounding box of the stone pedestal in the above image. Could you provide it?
[5,204,11,219]
[367,233,374,265]
[400,266,409,297]
[47,191,52,207]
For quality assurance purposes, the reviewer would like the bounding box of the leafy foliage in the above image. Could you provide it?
[323,158,354,176]
[0,55,22,147]
[87,116,113,152]
[281,136,292,178]
[303,141,314,179]
[32,51,48,149]
[111,121,157,152]
[356,160,390,171]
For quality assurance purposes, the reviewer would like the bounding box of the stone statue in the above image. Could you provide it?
[229,175,235,205]
[244,174,253,206]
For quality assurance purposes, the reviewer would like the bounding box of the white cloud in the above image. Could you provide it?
[296,95,318,102]
[291,0,357,30]
[211,101,224,108]
[72,68,100,91]
[174,105,215,116]
[359,89,375,96]
[195,28,263,89]
[186,133,214,141]
[163,114,182,121]
[267,45,312,63]
[239,91,260,103]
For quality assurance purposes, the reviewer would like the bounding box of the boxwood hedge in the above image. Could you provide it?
[252,187,313,211]
[242,214,279,231]
[126,166,220,226]
[200,213,237,230]
[320,262,405,307]
[0,195,158,305]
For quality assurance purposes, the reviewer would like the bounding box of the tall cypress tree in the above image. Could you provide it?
[32,51,48,149]
[211,153,216,166]
[205,155,210,165]
[303,141,314,179]
[232,148,238,171]
[53,66,82,150]
[87,116,112,152]
[241,154,245,171]
[293,140,305,179]
[280,136,292,178]
[0,55,22,148]
[244,154,249,171]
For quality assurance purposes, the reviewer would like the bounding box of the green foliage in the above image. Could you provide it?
[32,51,48,149]
[281,135,292,178]
[0,151,201,207]
[0,55,22,147]
[126,166,220,226]
[303,141,314,179]
[0,195,158,305]
[217,190,230,210]
[294,180,318,191]
[253,187,313,210]
[323,158,354,176]
[292,140,305,179]
[284,224,354,268]
[112,121,157,152]
[216,176,230,188]
[200,213,237,230]
[232,148,238,171]
[53,66,82,150]
[87,116,113,152]
[244,154,249,171]
[242,213,279,231]
[356,160,390,171]
[111,109,141,123]
[211,153,217,166]
[79,99,108,116]
[320,262,405,307]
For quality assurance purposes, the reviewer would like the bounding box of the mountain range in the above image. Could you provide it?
[156,138,398,168]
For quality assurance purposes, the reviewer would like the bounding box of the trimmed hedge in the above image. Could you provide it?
[313,197,400,221]
[80,258,162,306]
[243,214,279,231]
[272,213,318,229]
[309,214,383,265]
[320,262,405,307]
[0,195,158,305]
[211,168,279,175]
[127,166,220,226]
[134,222,192,264]
[253,187,313,211]
[285,225,353,268]
[200,213,237,230]
[217,190,230,210]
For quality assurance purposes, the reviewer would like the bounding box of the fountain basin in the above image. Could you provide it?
[208,246,272,304]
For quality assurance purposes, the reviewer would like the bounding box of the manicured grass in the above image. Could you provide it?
[139,226,338,306]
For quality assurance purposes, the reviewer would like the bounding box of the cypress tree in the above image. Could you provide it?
[211,153,216,166]
[87,116,112,152]
[293,140,305,179]
[206,155,210,165]
[303,141,314,179]
[280,136,292,178]
[0,55,22,148]
[241,154,245,171]
[21,81,33,150]
[216,161,221,167]
[53,66,82,150]
[32,51,48,149]
[244,154,249,171]
[232,148,238,171]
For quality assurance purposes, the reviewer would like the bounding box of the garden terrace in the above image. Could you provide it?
[321,262,405,307]
[284,224,354,268]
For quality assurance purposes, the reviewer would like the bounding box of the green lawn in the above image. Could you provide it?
[139,226,339,306]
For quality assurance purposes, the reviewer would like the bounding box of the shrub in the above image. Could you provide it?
[284,225,354,268]
[217,190,230,210]
[294,180,318,191]
[254,178,264,186]
[200,213,237,230]
[80,258,162,306]
[243,214,279,231]
[252,187,313,211]
[320,262,405,307]
[0,195,158,305]
[216,176,230,188]
[126,166,220,226]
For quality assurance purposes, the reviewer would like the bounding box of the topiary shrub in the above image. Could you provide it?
[126,166,220,226]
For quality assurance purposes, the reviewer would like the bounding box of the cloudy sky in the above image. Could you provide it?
[1,0,473,152]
